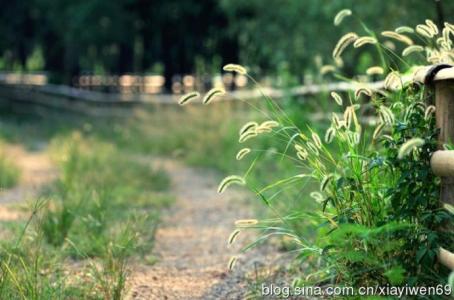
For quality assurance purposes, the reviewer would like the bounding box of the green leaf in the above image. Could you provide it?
[416,247,427,263]
[384,265,406,285]
[254,189,271,207]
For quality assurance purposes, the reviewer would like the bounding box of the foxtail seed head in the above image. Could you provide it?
[255,126,272,134]
[203,88,225,105]
[398,138,425,159]
[334,9,352,26]
[306,142,319,155]
[218,175,245,194]
[444,203,454,214]
[260,120,279,129]
[299,133,309,141]
[445,22,454,32]
[379,106,395,125]
[330,91,343,106]
[228,229,241,245]
[320,65,336,75]
[295,144,304,153]
[353,36,377,48]
[373,122,386,140]
[239,121,258,136]
[178,91,200,105]
[424,105,436,120]
[381,31,413,45]
[236,148,251,160]
[310,192,324,203]
[354,87,373,100]
[384,72,402,91]
[443,27,452,41]
[416,24,435,38]
[344,106,353,129]
[235,219,259,226]
[438,34,452,51]
[402,45,424,57]
[395,26,414,34]
[425,19,439,35]
[223,64,247,75]
[239,131,257,143]
[295,144,308,160]
[256,120,279,134]
[296,150,308,161]
[228,256,237,271]
[333,32,358,59]
[325,127,336,144]
[311,132,322,149]
[366,66,384,75]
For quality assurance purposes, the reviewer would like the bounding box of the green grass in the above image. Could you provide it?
[0,130,172,299]
[0,98,320,224]
[0,97,321,297]
[0,144,20,189]
[0,155,19,189]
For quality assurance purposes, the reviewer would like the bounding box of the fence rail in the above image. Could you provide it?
[0,79,387,116]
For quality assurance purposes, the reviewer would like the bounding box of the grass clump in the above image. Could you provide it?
[193,13,454,295]
[41,132,170,256]
[0,131,172,299]
[0,146,20,189]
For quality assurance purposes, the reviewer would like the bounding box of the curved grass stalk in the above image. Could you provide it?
[257,174,312,194]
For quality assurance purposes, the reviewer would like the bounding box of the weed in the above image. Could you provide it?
[195,12,454,293]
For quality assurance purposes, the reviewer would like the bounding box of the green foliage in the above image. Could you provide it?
[2,1,454,84]
[381,88,450,284]
[204,12,454,293]
[307,85,452,286]
[220,0,454,77]
[0,0,234,85]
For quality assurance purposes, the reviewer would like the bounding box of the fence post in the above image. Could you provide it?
[433,79,454,205]
[415,66,454,270]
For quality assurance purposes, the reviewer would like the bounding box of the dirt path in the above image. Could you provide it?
[0,144,57,220]
[0,146,284,298]
[126,159,282,300]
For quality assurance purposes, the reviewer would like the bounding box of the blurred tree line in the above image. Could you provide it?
[0,0,452,87]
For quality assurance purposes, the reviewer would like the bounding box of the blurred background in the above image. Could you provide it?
[0,0,452,94]
[0,1,452,298]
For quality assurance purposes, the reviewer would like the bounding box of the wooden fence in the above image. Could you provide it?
[415,66,454,270]
[0,68,452,270]
[0,79,386,116]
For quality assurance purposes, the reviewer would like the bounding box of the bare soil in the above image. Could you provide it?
[0,144,57,220]
[126,159,283,300]
[0,144,57,204]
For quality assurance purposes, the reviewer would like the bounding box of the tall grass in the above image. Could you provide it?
[193,14,454,292]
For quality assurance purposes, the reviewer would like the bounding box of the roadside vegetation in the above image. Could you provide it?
[181,12,454,298]
[0,127,172,299]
